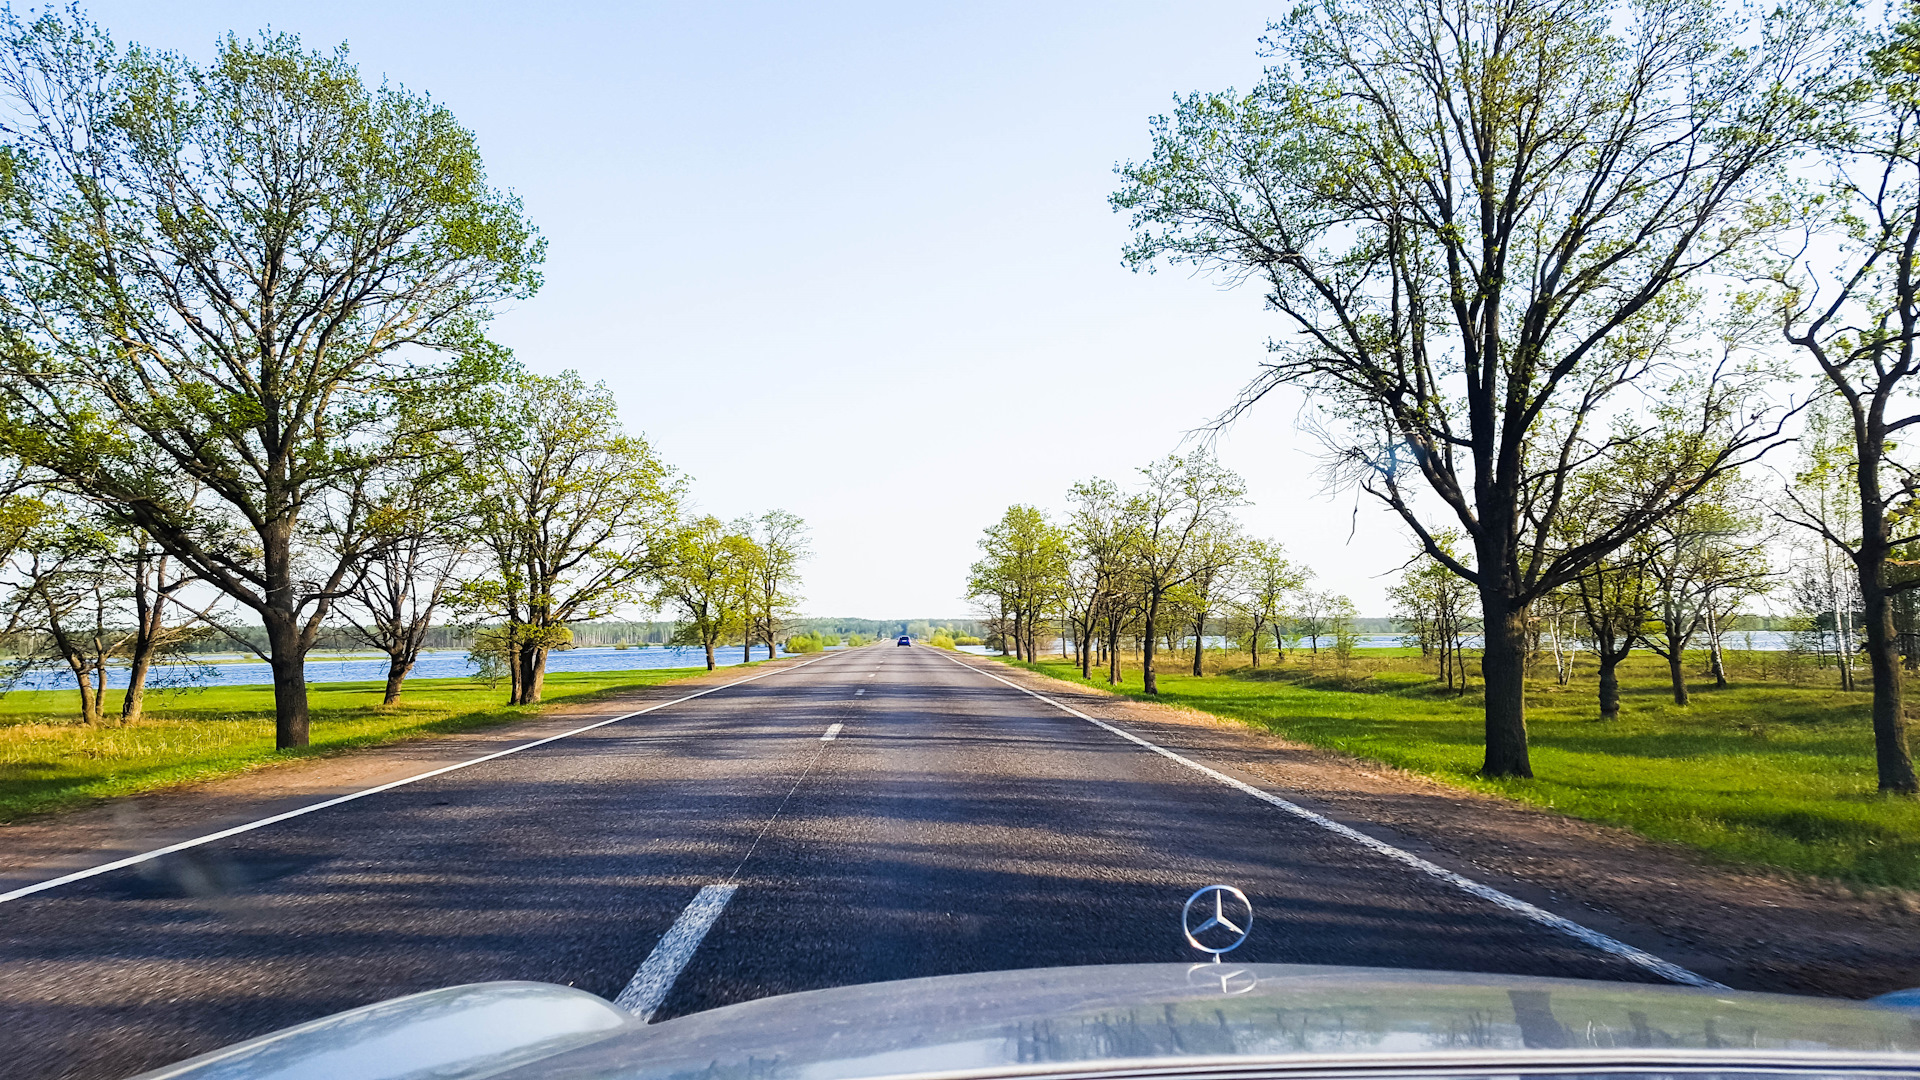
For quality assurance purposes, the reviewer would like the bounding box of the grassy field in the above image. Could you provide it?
[1003,648,1920,890]
[0,667,716,823]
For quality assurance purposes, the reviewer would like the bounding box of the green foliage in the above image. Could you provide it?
[782,632,832,653]
[929,631,957,649]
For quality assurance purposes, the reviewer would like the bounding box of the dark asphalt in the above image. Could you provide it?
[0,645,1668,1080]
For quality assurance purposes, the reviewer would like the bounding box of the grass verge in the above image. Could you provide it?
[999,650,1920,890]
[0,667,718,823]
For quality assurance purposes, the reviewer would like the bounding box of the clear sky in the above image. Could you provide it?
[88,1,1414,618]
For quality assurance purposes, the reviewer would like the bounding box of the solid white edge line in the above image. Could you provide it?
[612,882,738,1020]
[937,652,1724,990]
[0,656,836,906]
[821,722,843,742]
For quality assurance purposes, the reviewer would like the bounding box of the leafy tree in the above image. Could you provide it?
[967,505,1070,662]
[1568,543,1656,721]
[1235,538,1307,668]
[337,431,476,704]
[741,510,808,661]
[1066,478,1140,683]
[1115,0,1826,775]
[1174,523,1242,676]
[658,516,756,670]
[1389,532,1475,693]
[0,17,543,747]
[1126,453,1244,694]
[1642,490,1771,705]
[462,371,680,703]
[1769,2,1920,791]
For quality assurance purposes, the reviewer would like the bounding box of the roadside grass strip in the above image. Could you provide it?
[1007,654,1920,891]
[940,651,1723,989]
[0,669,753,823]
[0,657,828,906]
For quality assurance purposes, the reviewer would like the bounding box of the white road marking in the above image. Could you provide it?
[612,883,736,1020]
[938,653,1723,990]
[854,689,866,696]
[0,657,832,906]
[822,723,843,742]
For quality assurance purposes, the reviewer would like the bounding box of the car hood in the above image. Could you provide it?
[137,964,1920,1080]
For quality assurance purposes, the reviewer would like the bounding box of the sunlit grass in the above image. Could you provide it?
[0,668,713,822]
[1008,649,1920,889]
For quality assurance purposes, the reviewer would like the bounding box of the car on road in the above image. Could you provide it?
[897,636,911,646]
[132,963,1920,1080]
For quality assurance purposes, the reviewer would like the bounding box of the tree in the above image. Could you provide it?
[1642,492,1770,705]
[1066,478,1141,683]
[1114,0,1825,774]
[0,17,544,748]
[0,502,115,723]
[1126,453,1245,694]
[741,510,808,661]
[657,516,756,671]
[1235,538,1306,668]
[1,497,208,725]
[1389,533,1475,693]
[1176,524,1242,676]
[1769,3,1920,791]
[1569,543,1656,721]
[462,371,680,704]
[337,433,476,704]
[967,505,1069,662]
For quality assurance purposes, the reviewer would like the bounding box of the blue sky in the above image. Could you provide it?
[90,1,1412,617]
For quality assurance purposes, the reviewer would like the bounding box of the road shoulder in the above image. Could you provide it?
[947,651,1920,999]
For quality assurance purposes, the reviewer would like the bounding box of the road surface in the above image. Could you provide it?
[0,645,1683,1080]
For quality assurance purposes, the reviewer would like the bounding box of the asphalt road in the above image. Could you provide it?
[0,645,1675,1080]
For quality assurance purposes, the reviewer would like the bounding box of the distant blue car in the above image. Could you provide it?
[896,636,911,646]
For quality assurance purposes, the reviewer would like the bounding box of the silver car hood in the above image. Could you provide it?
[138,964,1920,1080]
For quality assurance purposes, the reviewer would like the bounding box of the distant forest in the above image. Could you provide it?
[161,617,993,655]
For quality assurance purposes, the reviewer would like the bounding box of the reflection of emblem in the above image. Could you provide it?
[1186,963,1259,995]
[1182,884,1252,962]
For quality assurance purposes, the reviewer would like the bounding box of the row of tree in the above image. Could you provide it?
[0,14,808,747]
[967,453,1353,691]
[1112,0,1920,790]
[1,366,811,737]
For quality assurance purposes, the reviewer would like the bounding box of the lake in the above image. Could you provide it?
[5,644,796,692]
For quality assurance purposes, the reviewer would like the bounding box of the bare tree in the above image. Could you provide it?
[1115,0,1826,773]
[1768,8,1920,791]
[1126,453,1245,694]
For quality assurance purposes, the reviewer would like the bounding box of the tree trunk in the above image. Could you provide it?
[1667,648,1689,706]
[1191,614,1206,676]
[1479,593,1532,778]
[121,647,153,725]
[1862,572,1919,793]
[264,612,310,749]
[1250,620,1262,669]
[513,639,549,704]
[382,650,414,705]
[1597,648,1623,721]
[1142,605,1159,694]
[1107,625,1122,685]
[528,645,549,700]
[704,639,716,670]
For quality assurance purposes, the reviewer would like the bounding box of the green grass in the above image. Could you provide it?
[1006,651,1920,890]
[0,667,717,823]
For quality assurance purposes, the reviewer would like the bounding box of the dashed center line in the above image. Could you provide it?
[821,722,843,741]
[854,688,866,696]
[613,884,737,1021]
